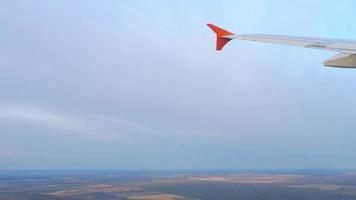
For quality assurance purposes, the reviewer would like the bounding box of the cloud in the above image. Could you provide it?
[0,104,152,137]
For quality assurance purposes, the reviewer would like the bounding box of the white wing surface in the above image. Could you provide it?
[228,34,356,54]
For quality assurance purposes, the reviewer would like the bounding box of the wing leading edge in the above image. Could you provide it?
[208,23,356,68]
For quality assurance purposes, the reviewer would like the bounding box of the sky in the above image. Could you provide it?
[1,0,356,170]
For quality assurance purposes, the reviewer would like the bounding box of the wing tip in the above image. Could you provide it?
[207,23,234,51]
[207,23,234,37]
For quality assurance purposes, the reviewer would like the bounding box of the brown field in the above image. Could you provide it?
[128,194,185,200]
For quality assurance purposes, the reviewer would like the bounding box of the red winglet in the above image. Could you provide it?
[207,24,234,51]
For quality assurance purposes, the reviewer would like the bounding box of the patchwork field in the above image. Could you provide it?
[1,170,356,199]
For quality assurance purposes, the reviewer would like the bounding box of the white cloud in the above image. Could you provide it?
[0,104,152,137]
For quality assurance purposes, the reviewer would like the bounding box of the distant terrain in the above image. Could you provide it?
[1,170,356,200]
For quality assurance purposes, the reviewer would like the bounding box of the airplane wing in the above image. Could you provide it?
[207,23,356,68]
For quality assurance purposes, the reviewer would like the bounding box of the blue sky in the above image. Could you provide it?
[1,0,356,170]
